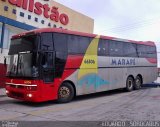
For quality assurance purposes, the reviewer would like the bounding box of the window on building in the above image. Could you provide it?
[4,6,8,11]
[35,18,38,22]
[12,9,16,14]
[28,15,31,20]
[20,12,24,17]
[41,20,44,24]
[48,23,51,27]
[3,24,26,49]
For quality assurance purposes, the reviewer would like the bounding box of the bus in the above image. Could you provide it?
[5,28,157,103]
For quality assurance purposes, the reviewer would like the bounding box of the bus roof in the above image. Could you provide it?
[12,28,155,46]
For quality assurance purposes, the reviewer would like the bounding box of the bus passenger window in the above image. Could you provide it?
[54,33,67,52]
[123,43,137,57]
[137,45,157,58]
[98,39,109,56]
[68,35,91,54]
[109,41,123,57]
[41,33,53,50]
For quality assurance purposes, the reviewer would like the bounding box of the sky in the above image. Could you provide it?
[55,0,160,66]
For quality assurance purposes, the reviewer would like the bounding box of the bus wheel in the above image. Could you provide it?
[126,77,134,92]
[134,76,142,90]
[58,82,74,103]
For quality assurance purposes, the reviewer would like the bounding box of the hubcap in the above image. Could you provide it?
[59,86,70,98]
[128,80,133,88]
[136,79,141,87]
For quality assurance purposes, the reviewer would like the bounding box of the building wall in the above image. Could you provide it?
[0,0,94,33]
[0,0,16,20]
[51,1,94,33]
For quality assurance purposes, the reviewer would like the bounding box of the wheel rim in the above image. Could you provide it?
[128,80,133,88]
[59,86,70,98]
[136,78,141,87]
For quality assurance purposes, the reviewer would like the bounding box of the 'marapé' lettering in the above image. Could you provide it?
[111,59,136,66]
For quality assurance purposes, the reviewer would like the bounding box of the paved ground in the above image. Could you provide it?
[0,80,160,126]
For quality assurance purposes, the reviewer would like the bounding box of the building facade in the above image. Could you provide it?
[0,0,94,87]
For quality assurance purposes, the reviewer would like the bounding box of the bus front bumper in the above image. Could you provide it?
[5,87,41,102]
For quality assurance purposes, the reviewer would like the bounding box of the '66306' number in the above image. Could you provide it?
[84,59,95,64]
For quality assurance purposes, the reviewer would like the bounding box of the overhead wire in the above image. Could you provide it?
[98,17,160,33]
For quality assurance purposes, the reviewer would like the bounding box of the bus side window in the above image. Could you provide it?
[68,35,91,54]
[109,40,123,57]
[146,46,157,58]
[137,45,146,57]
[41,33,53,50]
[123,43,137,57]
[54,33,67,52]
[53,33,67,78]
[78,36,91,54]
[98,39,109,56]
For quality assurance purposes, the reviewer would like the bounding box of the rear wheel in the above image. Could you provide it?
[134,76,142,90]
[126,77,134,92]
[57,82,74,103]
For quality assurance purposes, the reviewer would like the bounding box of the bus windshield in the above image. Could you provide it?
[6,35,39,78]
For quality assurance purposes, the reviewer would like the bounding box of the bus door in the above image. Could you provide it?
[40,51,55,98]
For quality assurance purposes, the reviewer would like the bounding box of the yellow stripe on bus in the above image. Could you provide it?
[78,35,100,80]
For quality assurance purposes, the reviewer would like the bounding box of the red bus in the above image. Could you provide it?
[5,28,157,103]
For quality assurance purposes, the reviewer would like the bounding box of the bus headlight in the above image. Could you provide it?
[27,94,32,98]
[6,90,9,94]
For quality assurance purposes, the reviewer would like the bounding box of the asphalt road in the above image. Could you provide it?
[0,83,160,126]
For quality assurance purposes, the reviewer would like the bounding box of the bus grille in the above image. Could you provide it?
[10,85,24,89]
[11,92,24,98]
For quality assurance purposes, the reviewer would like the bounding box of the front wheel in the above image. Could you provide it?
[57,82,74,103]
[126,77,134,92]
[134,76,142,90]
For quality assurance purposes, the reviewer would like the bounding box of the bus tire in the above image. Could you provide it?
[126,76,134,92]
[134,76,142,90]
[57,82,74,103]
